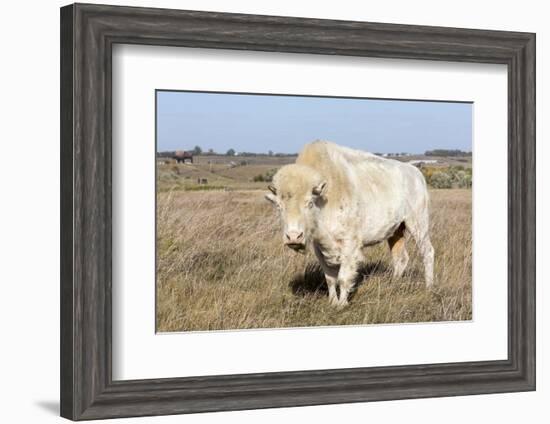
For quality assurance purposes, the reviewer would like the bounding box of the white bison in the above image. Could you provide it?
[266,140,434,307]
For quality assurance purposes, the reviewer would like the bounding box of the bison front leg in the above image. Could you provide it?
[325,273,339,306]
[313,245,341,306]
[335,256,360,308]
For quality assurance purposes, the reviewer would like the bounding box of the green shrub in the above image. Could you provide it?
[429,171,453,189]
[455,171,472,188]
[253,168,277,183]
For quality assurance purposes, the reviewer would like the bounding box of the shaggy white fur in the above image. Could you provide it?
[266,140,434,307]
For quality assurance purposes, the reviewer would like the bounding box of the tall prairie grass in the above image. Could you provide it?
[156,189,472,332]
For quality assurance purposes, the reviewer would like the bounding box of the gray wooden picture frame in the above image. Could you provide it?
[60,3,536,421]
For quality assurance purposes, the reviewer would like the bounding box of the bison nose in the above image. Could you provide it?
[285,231,304,244]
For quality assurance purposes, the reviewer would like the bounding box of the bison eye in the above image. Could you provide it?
[307,200,314,209]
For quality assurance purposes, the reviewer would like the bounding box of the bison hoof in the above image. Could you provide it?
[333,298,349,309]
[329,296,339,307]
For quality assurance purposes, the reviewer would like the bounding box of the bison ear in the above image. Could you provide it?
[312,181,327,196]
[268,184,277,195]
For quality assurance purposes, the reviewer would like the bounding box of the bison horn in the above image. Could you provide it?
[312,181,327,196]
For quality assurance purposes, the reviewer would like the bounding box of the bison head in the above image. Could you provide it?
[265,164,327,254]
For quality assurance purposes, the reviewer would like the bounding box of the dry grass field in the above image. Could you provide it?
[156,161,472,332]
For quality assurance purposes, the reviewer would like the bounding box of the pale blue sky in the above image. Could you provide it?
[156,90,472,154]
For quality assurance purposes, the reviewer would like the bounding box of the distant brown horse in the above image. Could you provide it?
[173,151,193,163]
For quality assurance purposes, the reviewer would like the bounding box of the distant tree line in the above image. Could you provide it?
[425,149,472,157]
[237,151,296,157]
[157,145,296,157]
[157,151,176,158]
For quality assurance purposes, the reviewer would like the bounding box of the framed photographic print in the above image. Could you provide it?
[60,3,536,421]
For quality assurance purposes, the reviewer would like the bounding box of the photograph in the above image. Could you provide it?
[155,90,473,332]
